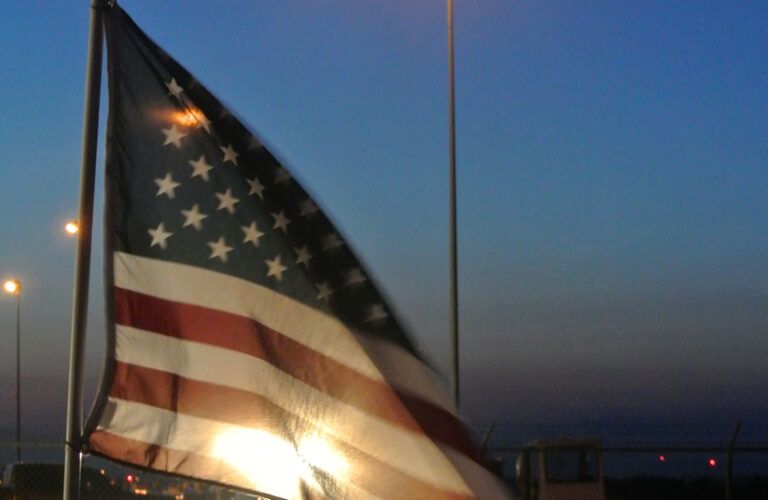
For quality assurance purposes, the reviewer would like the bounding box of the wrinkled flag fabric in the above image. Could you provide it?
[85,4,509,499]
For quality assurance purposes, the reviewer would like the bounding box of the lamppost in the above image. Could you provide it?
[3,278,21,462]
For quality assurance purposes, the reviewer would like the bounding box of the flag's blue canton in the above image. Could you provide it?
[107,8,416,353]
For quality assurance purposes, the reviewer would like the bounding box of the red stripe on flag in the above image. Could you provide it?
[114,286,479,460]
[101,362,473,499]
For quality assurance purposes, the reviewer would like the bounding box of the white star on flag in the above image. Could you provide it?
[274,166,291,183]
[300,199,319,217]
[165,78,183,98]
[246,177,265,198]
[220,144,239,165]
[155,173,181,199]
[188,155,213,181]
[162,123,186,148]
[322,232,343,251]
[241,222,264,246]
[194,111,211,133]
[207,236,233,262]
[148,222,172,249]
[272,210,290,234]
[294,245,313,267]
[315,282,334,302]
[215,188,239,214]
[365,303,389,323]
[265,255,288,281]
[344,268,367,287]
[181,204,207,230]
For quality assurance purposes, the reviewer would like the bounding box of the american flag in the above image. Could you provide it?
[85,5,509,499]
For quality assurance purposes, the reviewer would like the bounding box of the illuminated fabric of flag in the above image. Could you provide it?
[85,5,509,499]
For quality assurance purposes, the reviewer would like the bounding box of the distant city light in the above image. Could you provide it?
[659,455,666,463]
[65,221,79,235]
[126,474,134,483]
[708,458,717,468]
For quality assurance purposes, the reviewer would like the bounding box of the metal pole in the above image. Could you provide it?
[726,421,742,500]
[15,292,20,463]
[64,1,106,498]
[447,0,460,410]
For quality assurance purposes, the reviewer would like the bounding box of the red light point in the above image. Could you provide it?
[708,458,717,468]
[659,455,666,462]
[126,474,134,483]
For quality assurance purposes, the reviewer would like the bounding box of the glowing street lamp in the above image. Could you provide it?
[4,280,19,294]
[3,278,22,462]
[65,221,79,235]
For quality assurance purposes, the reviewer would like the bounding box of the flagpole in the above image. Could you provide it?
[447,0,460,410]
[64,1,107,499]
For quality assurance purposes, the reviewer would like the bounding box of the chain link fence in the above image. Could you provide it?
[479,422,768,499]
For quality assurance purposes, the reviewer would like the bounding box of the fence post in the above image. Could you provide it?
[726,421,742,500]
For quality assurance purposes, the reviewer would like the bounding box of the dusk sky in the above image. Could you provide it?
[0,0,766,436]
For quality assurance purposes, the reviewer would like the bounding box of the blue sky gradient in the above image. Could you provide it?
[0,1,766,430]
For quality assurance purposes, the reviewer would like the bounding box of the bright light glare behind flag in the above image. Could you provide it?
[84,4,510,499]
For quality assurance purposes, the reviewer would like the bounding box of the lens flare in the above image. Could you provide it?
[298,435,350,478]
[212,429,304,498]
[211,429,350,497]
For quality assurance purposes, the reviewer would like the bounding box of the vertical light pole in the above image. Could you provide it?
[3,278,21,462]
[447,0,460,410]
